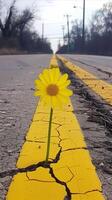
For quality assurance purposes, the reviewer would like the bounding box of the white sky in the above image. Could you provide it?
[15,0,111,52]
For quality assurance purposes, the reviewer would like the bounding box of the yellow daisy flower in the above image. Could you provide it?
[34,68,73,108]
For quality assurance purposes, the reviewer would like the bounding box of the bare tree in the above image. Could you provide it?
[0,0,52,53]
[0,0,34,38]
[0,0,16,37]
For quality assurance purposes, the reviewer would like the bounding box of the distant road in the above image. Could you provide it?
[62,54,112,84]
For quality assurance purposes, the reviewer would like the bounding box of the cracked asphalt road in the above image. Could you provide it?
[0,54,112,200]
[0,54,52,200]
[59,56,112,200]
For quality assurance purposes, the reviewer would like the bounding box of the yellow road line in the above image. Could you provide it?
[6,56,105,200]
[49,54,59,68]
[58,56,112,106]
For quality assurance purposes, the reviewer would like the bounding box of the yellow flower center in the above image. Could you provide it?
[47,84,59,96]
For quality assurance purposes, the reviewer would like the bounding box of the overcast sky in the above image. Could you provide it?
[15,0,111,52]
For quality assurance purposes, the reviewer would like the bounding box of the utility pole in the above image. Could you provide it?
[64,14,70,53]
[62,25,65,45]
[82,0,85,53]
[73,0,85,53]
[58,40,61,50]
[42,23,44,41]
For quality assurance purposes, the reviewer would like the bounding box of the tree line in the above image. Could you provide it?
[0,0,53,54]
[57,2,112,56]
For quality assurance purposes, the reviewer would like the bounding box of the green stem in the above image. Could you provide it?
[45,107,53,162]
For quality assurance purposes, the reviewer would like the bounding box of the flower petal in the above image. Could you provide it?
[39,72,49,85]
[59,80,71,89]
[34,91,42,96]
[34,68,72,108]
[59,88,73,96]
[35,79,44,89]
[49,69,54,83]
[57,73,68,86]
[42,69,52,83]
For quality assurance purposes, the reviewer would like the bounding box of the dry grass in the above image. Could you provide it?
[0,48,27,55]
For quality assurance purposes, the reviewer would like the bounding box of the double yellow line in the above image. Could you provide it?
[6,55,105,200]
[58,55,112,106]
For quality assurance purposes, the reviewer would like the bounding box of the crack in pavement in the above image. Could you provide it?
[3,69,106,199]
[5,56,107,199]
[58,58,112,200]
[26,135,60,143]
[56,124,63,147]
[0,122,64,179]
[1,107,79,199]
[32,119,62,126]
[26,171,55,183]
[59,58,112,140]
[0,148,62,179]
[101,166,112,175]
[0,161,44,178]
[61,143,103,152]
[62,147,87,152]
[26,166,74,184]
[49,166,71,200]
[26,139,46,144]
[72,189,102,195]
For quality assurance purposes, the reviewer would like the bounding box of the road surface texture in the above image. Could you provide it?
[0,54,52,199]
[0,54,112,200]
[5,56,104,200]
[63,54,112,84]
[58,55,112,200]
